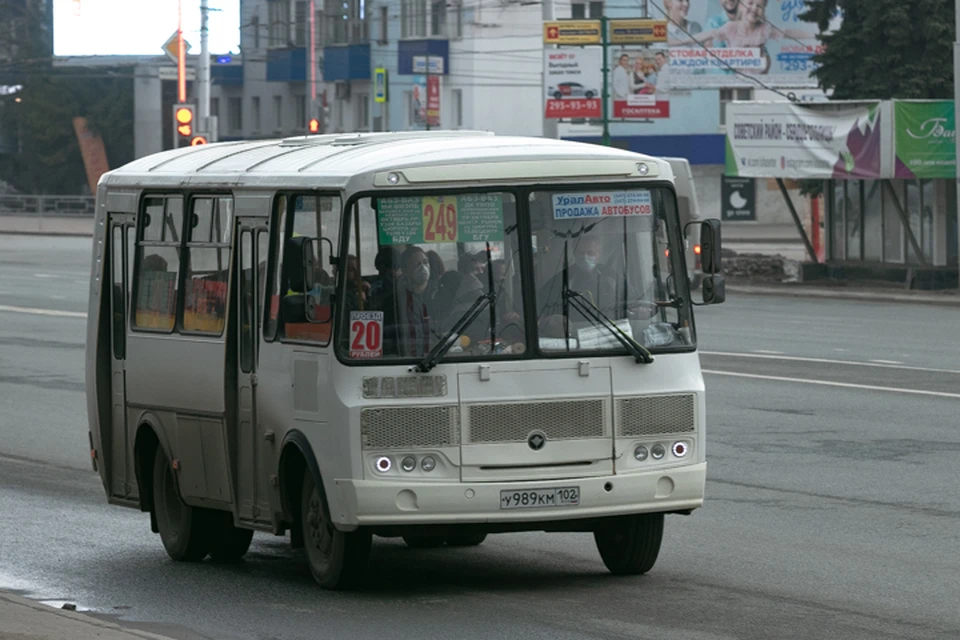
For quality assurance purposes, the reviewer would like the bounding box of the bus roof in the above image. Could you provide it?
[102,131,673,190]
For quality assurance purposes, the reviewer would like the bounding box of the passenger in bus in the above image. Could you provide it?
[426,250,446,291]
[380,246,438,358]
[369,245,401,308]
[342,254,370,309]
[538,235,619,337]
[433,251,487,341]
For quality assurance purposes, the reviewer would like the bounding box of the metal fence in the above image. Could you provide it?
[0,195,97,217]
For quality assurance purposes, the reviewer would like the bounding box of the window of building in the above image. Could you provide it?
[133,196,183,332]
[452,89,462,127]
[571,1,603,18]
[378,5,388,43]
[252,96,261,132]
[356,94,369,131]
[274,95,283,130]
[295,95,307,130]
[453,1,463,37]
[294,1,308,46]
[268,0,291,47]
[252,14,261,49]
[228,97,243,131]
[210,97,220,118]
[719,88,753,126]
[183,196,233,334]
[431,0,446,36]
[401,0,426,38]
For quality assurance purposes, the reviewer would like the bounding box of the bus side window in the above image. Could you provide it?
[182,196,233,334]
[277,194,341,345]
[132,195,183,332]
[264,195,288,341]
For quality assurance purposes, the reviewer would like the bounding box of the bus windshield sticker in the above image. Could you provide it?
[350,311,384,359]
[552,191,653,219]
[377,194,504,245]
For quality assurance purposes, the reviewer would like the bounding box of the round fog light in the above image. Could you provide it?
[386,172,401,185]
[421,456,436,472]
[651,444,666,460]
[637,162,649,176]
[634,445,648,461]
[401,456,417,472]
[375,456,392,473]
[672,442,688,458]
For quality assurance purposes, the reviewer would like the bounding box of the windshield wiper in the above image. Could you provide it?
[412,292,494,373]
[563,287,654,364]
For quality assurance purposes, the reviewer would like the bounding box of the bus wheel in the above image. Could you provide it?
[402,535,446,548]
[207,511,254,563]
[446,533,487,547]
[301,471,371,589]
[152,448,211,562]
[593,513,664,575]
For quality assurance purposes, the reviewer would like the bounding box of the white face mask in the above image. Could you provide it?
[582,256,599,271]
[411,263,430,285]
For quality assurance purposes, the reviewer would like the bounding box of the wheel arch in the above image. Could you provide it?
[278,430,323,529]
[133,412,172,531]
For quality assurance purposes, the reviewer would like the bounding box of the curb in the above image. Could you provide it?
[0,230,94,237]
[0,591,177,640]
[727,284,960,307]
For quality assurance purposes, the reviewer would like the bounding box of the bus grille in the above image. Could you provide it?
[465,399,607,444]
[615,394,696,436]
[361,406,460,450]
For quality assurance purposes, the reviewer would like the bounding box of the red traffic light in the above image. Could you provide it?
[190,136,208,146]
[308,118,320,133]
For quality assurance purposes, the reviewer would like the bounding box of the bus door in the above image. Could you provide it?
[108,215,135,498]
[236,221,271,523]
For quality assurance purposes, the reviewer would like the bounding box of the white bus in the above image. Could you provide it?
[85,131,725,590]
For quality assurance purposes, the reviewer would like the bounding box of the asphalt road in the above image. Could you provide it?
[1,235,958,640]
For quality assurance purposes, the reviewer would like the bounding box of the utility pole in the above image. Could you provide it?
[178,0,187,103]
[600,16,611,146]
[309,0,317,130]
[954,0,960,278]
[198,0,211,135]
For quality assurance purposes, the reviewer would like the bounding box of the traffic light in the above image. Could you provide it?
[308,118,320,134]
[172,103,196,148]
[190,135,208,146]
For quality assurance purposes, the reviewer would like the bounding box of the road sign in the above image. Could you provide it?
[162,31,192,65]
[721,176,756,221]
[609,19,668,44]
[412,56,444,74]
[374,67,388,103]
[158,67,197,81]
[543,20,602,45]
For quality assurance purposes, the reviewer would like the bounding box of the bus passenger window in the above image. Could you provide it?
[133,196,183,332]
[183,196,233,334]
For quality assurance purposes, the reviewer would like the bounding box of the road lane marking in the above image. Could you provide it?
[0,304,86,319]
[32,273,57,279]
[702,369,960,400]
[700,350,960,375]
[869,359,905,365]
[752,349,784,355]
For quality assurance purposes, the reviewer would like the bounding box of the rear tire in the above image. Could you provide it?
[446,533,487,547]
[301,471,372,589]
[402,535,446,549]
[207,510,254,563]
[152,447,211,562]
[593,513,664,575]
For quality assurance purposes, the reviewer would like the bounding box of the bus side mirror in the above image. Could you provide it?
[701,274,726,305]
[699,219,722,275]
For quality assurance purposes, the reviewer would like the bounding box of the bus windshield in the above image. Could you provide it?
[337,186,692,363]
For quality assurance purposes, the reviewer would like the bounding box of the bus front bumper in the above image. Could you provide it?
[332,462,706,528]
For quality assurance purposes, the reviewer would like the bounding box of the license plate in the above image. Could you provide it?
[500,487,580,510]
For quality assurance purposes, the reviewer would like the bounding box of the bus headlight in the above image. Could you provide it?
[375,456,392,473]
[634,445,649,461]
[421,456,437,472]
[651,444,666,460]
[401,456,417,472]
[672,442,689,458]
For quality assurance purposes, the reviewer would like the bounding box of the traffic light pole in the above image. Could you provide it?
[600,16,611,146]
[198,0,210,124]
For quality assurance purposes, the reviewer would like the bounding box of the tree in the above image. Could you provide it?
[0,0,134,194]
[802,0,955,100]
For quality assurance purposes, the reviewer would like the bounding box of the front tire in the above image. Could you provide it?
[301,471,371,589]
[594,513,664,575]
[152,447,210,562]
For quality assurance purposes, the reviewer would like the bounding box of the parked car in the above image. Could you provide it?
[547,82,598,100]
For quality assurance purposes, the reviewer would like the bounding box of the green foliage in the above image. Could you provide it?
[802,0,955,100]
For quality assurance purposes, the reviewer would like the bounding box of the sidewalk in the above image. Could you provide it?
[0,215,94,236]
[727,279,960,306]
[722,222,804,244]
[0,591,177,640]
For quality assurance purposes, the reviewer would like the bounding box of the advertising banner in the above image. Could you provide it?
[609,19,668,44]
[544,49,603,119]
[543,20,602,45]
[412,75,440,128]
[662,0,838,89]
[725,102,885,180]
[609,48,670,119]
[377,194,505,244]
[894,101,956,179]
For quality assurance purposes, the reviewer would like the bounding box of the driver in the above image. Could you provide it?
[380,246,437,358]
[538,235,619,338]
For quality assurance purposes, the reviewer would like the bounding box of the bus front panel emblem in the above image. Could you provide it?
[528,431,546,451]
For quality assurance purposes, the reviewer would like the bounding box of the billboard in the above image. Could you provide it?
[662,0,840,89]
[725,102,885,180]
[894,101,956,179]
[544,49,602,120]
[53,0,240,57]
[609,48,670,119]
[411,75,440,128]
